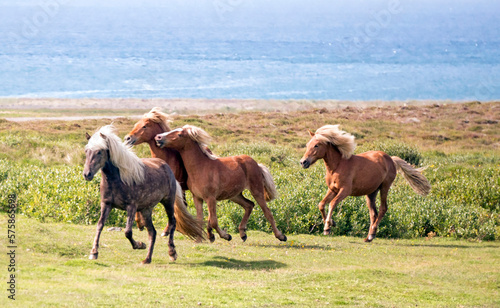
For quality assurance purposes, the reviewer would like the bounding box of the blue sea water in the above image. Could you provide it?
[0,0,499,101]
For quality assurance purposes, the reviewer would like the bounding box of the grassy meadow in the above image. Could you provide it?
[0,100,499,306]
[1,213,499,307]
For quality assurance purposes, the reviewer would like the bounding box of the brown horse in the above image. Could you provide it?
[83,125,204,264]
[155,125,287,243]
[300,125,431,242]
[123,108,187,236]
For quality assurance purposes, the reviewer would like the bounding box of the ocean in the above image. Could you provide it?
[1,0,499,101]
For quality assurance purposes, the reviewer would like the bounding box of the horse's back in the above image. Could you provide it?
[348,151,396,195]
[142,157,176,183]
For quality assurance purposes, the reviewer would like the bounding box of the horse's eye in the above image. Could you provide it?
[142,126,147,129]
[314,144,319,148]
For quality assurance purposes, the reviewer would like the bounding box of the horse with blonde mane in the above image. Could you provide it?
[155,125,287,243]
[83,125,205,264]
[124,107,191,236]
[300,125,431,242]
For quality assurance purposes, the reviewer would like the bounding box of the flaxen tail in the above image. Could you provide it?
[259,164,278,201]
[391,156,431,196]
[173,181,206,241]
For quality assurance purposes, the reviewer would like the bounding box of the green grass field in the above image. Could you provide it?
[2,214,499,307]
[1,100,499,306]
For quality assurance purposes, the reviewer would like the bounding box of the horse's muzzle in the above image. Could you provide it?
[124,135,136,146]
[83,171,94,181]
[155,135,165,148]
[300,159,311,169]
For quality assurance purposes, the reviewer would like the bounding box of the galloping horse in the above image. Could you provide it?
[83,125,204,264]
[300,125,431,242]
[155,125,287,243]
[123,108,187,236]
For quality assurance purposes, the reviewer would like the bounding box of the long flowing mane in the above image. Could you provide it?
[182,125,218,160]
[85,125,145,185]
[314,125,356,159]
[143,107,172,132]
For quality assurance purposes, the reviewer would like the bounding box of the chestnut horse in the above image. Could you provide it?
[300,125,431,242]
[83,125,204,264]
[123,108,187,236]
[155,125,287,243]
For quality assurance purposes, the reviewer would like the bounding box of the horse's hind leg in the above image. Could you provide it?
[89,203,112,260]
[366,184,390,242]
[364,190,379,242]
[160,197,177,261]
[135,212,146,231]
[230,193,255,242]
[252,192,286,242]
[206,197,232,242]
[140,208,156,264]
[124,205,147,250]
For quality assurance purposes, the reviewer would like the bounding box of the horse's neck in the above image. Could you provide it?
[147,139,166,159]
[324,145,343,174]
[178,141,211,174]
[101,160,121,183]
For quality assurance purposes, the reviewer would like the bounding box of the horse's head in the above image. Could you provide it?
[124,117,164,146]
[300,130,328,169]
[83,132,110,181]
[154,128,185,150]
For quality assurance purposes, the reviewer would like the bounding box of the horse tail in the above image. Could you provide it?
[258,164,278,201]
[173,181,206,241]
[391,156,431,196]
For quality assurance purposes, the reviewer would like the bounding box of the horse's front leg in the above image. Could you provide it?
[324,188,349,235]
[89,203,112,260]
[318,189,336,228]
[125,205,146,250]
[139,208,157,264]
[206,197,232,242]
[193,196,209,241]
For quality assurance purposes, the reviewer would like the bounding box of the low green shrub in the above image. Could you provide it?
[1,143,498,241]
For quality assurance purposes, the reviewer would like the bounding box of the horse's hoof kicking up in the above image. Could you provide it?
[241,234,247,242]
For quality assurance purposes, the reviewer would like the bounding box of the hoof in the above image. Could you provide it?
[323,229,331,236]
[141,259,151,264]
[136,242,147,249]
[89,253,98,260]
[209,234,216,243]
[225,234,232,241]
[364,234,375,242]
[161,232,170,237]
[241,234,247,242]
[169,251,178,262]
[138,226,145,231]
[279,235,287,242]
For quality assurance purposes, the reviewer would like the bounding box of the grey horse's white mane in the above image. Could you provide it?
[86,125,145,185]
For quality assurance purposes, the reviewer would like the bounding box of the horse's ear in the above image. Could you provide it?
[100,133,107,140]
[85,132,91,140]
[308,129,315,137]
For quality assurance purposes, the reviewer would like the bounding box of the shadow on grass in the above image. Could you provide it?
[189,256,286,270]
[252,243,339,251]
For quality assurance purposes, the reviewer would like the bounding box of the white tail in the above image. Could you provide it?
[173,181,206,241]
[259,164,278,201]
[391,156,431,196]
